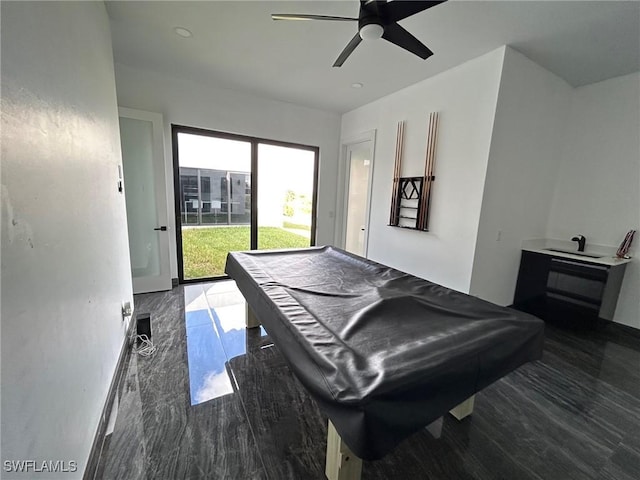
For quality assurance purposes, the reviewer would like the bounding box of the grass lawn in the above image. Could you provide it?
[283,220,311,231]
[182,226,310,279]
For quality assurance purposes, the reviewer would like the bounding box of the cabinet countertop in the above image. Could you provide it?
[522,247,632,267]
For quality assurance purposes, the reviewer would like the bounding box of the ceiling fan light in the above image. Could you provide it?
[359,23,383,41]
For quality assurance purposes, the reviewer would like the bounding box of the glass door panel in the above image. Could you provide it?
[344,142,373,256]
[257,144,315,250]
[119,108,171,293]
[177,132,251,280]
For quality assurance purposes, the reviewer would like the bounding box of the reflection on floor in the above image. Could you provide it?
[95,281,640,480]
[184,282,267,405]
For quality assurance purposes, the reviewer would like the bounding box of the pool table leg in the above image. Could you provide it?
[245,304,261,329]
[449,395,475,420]
[325,420,363,480]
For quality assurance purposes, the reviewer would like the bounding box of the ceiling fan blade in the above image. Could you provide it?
[333,32,363,67]
[382,23,433,60]
[385,1,447,23]
[360,0,385,14]
[272,14,357,22]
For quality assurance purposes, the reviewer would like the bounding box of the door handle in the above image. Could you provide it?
[154,226,167,231]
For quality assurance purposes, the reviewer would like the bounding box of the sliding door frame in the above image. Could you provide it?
[172,124,319,284]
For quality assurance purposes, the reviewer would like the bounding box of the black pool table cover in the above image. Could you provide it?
[225,246,544,461]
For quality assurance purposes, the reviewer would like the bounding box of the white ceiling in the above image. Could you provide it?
[106,1,640,114]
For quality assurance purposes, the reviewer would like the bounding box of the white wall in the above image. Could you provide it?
[469,48,572,305]
[341,46,638,329]
[1,2,132,478]
[113,63,342,279]
[340,49,505,292]
[547,73,640,328]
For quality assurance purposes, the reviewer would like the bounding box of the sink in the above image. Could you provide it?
[544,248,604,259]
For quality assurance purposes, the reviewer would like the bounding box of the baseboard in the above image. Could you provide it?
[83,313,137,480]
[172,277,179,287]
[599,318,640,342]
[512,300,640,348]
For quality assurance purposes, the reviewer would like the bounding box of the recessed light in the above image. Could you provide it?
[351,82,363,88]
[174,27,193,38]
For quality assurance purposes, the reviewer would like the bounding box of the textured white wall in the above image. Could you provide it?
[547,73,640,328]
[469,48,572,305]
[1,2,132,478]
[113,63,342,279]
[340,49,505,292]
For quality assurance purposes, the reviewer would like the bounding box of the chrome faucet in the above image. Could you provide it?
[571,235,586,252]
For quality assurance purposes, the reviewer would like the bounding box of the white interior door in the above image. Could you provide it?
[343,140,374,256]
[119,107,172,293]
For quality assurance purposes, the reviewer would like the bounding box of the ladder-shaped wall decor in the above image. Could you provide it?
[389,112,440,231]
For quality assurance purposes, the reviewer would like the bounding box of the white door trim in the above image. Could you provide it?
[119,107,172,293]
[335,130,376,257]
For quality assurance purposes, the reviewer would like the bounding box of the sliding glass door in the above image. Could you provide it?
[173,126,318,282]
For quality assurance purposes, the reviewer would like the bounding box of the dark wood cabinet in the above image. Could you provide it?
[513,250,628,322]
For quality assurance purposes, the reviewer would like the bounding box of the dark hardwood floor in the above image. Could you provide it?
[95,281,640,480]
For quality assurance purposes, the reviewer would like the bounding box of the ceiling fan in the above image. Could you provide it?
[272,0,447,67]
